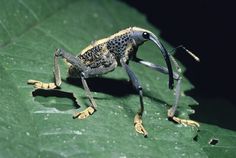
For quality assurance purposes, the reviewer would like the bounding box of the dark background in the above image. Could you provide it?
[123,0,236,130]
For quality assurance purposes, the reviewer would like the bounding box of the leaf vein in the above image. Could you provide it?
[18,0,39,21]
[36,27,71,51]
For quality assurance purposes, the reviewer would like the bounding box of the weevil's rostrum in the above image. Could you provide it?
[28,27,200,137]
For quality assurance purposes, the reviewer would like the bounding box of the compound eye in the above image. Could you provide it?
[142,32,150,39]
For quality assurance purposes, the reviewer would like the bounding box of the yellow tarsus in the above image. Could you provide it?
[73,106,96,119]
[134,114,148,137]
[172,116,200,127]
[27,79,57,89]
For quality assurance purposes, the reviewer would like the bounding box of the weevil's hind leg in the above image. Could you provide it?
[27,79,57,89]
[73,73,97,119]
[120,58,148,137]
[133,57,199,127]
[27,48,80,89]
[27,49,64,89]
[53,49,96,119]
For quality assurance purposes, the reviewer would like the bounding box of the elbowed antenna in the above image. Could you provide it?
[149,33,174,89]
[172,45,200,62]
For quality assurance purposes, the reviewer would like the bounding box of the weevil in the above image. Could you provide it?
[28,27,199,137]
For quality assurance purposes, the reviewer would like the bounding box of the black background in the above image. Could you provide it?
[123,0,236,130]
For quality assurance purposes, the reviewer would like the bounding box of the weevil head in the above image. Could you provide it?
[131,27,174,89]
[130,27,153,45]
[130,27,164,49]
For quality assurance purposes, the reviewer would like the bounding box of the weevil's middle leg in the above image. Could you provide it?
[54,48,87,86]
[53,49,97,119]
[120,58,148,137]
[72,59,118,119]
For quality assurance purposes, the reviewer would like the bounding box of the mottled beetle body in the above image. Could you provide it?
[68,27,138,78]
[68,28,131,77]
[28,27,199,137]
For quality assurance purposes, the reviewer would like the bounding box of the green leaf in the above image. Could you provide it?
[197,123,236,158]
[0,0,235,157]
[193,98,236,158]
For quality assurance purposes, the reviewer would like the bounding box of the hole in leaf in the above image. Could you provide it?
[193,135,198,142]
[32,89,80,111]
[208,138,219,145]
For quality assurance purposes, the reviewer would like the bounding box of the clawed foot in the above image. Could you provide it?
[27,79,57,89]
[73,106,96,119]
[171,116,200,127]
[168,108,200,127]
[134,113,148,137]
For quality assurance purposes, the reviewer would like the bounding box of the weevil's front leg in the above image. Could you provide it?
[73,73,97,119]
[133,57,179,79]
[73,59,117,120]
[120,58,148,137]
[27,49,64,89]
[167,76,199,127]
[133,57,199,127]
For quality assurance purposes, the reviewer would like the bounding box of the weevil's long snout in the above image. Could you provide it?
[131,27,174,89]
[148,33,174,89]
